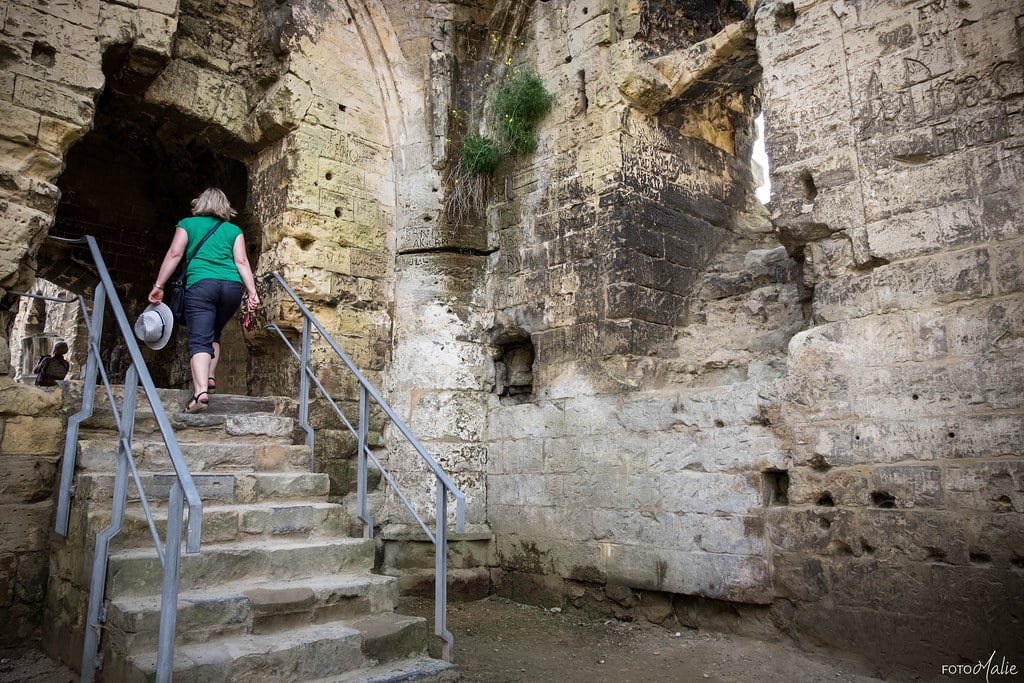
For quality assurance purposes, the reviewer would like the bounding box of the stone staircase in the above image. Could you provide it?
[52,387,456,682]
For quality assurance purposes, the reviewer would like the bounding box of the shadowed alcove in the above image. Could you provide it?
[41,46,259,393]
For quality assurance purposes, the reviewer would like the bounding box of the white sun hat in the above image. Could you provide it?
[134,303,174,350]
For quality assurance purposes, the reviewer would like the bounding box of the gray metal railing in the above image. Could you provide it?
[36,235,203,683]
[264,273,466,659]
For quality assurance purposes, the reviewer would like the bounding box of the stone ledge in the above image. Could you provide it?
[379,522,493,542]
[0,378,62,417]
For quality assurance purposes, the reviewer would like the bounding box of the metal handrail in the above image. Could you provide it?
[40,235,203,683]
[264,273,466,659]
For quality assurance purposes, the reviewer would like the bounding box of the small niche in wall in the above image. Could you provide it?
[493,330,535,404]
[763,469,789,506]
[870,490,896,509]
[775,2,796,31]
[800,169,818,201]
[31,41,56,67]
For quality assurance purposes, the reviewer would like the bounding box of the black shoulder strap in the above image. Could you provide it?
[184,220,225,269]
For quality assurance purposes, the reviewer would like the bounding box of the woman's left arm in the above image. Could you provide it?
[149,227,189,304]
[232,234,260,312]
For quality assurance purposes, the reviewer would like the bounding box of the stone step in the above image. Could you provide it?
[343,613,434,670]
[82,410,297,443]
[75,471,331,505]
[95,501,348,547]
[106,572,399,656]
[110,613,429,683]
[78,438,310,472]
[107,538,375,598]
[63,381,297,418]
[314,657,458,683]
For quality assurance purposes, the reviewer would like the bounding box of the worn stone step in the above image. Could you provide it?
[75,471,331,505]
[94,501,348,547]
[82,410,297,443]
[112,621,363,683]
[107,538,375,598]
[106,572,399,655]
[78,438,310,472]
[344,613,431,667]
[110,613,429,683]
[63,381,297,418]
[313,657,458,682]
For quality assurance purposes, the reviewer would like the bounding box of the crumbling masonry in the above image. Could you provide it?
[0,0,1021,676]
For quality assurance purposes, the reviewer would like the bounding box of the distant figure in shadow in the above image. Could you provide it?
[33,341,70,387]
[148,188,260,413]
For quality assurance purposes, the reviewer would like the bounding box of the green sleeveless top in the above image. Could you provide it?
[177,216,244,287]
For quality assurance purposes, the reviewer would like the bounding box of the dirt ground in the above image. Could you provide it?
[402,596,888,683]
[0,649,77,683]
[1,597,887,682]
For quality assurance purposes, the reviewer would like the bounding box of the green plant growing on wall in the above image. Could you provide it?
[447,69,552,224]
[457,70,553,176]
[460,135,501,175]
[492,71,553,155]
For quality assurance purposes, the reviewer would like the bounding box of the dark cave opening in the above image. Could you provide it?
[41,45,257,390]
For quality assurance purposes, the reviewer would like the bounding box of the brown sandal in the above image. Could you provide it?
[185,391,209,414]
[208,377,216,393]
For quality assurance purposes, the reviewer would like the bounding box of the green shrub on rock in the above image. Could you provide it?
[493,72,553,155]
[461,135,501,175]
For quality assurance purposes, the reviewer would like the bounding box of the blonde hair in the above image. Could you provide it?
[190,188,237,220]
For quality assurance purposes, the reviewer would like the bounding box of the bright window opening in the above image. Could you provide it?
[751,113,772,204]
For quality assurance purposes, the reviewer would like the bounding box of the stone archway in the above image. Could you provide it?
[40,47,254,391]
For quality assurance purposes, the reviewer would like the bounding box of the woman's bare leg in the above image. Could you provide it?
[209,342,220,385]
[190,352,211,398]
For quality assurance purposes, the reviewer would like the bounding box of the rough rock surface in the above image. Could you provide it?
[756,0,1024,669]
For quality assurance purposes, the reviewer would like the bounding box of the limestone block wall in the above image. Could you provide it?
[476,0,787,606]
[0,0,168,295]
[0,0,181,648]
[0,379,65,645]
[470,0,1023,673]
[379,0,515,529]
[758,0,1024,669]
[247,0,408,413]
[486,230,808,607]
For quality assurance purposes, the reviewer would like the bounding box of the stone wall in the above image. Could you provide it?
[247,0,399,401]
[757,0,1024,669]
[0,0,182,648]
[467,0,791,611]
[374,0,1023,675]
[376,0,505,529]
[0,379,65,644]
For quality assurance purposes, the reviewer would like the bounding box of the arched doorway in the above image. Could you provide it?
[40,46,257,392]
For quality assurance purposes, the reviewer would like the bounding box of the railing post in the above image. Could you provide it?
[80,362,137,682]
[56,286,106,536]
[298,316,314,471]
[46,235,204,678]
[435,478,452,661]
[357,385,373,538]
[121,363,139,446]
[156,480,185,683]
[268,274,468,658]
